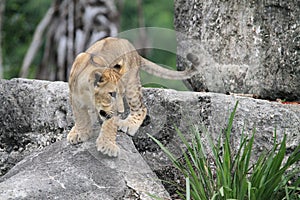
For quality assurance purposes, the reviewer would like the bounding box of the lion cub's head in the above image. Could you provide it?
[94,68,122,120]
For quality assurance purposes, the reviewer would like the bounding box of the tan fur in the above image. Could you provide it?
[67,37,199,157]
[101,68,121,83]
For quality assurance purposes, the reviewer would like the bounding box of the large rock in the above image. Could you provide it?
[0,79,73,176]
[0,135,169,200]
[175,0,300,101]
[0,78,169,199]
[0,78,300,198]
[137,86,300,170]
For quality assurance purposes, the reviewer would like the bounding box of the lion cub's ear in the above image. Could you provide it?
[113,59,126,75]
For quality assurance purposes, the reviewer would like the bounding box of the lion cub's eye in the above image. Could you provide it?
[94,73,103,86]
[109,92,116,98]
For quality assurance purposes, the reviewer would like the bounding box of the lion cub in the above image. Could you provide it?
[67,37,199,157]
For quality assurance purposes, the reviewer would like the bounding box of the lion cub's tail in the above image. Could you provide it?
[141,53,200,80]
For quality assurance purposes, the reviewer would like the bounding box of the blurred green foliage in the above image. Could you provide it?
[119,0,188,90]
[3,0,51,78]
[2,0,188,90]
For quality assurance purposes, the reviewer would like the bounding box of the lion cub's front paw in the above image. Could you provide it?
[67,126,90,144]
[118,119,141,136]
[96,136,120,157]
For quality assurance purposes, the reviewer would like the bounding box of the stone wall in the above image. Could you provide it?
[175,0,300,101]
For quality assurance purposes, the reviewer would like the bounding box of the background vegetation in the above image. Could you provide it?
[2,0,188,90]
[150,102,300,200]
[3,0,51,78]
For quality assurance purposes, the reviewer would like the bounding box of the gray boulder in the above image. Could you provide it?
[0,78,169,199]
[137,87,300,170]
[175,0,300,101]
[0,79,73,176]
[0,135,169,200]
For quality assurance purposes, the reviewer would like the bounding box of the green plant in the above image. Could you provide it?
[149,101,300,200]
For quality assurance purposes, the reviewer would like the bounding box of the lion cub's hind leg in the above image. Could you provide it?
[96,116,120,157]
[67,102,97,144]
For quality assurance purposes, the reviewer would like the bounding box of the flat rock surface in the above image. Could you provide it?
[0,134,169,200]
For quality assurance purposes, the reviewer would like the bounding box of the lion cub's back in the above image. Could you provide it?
[86,37,137,63]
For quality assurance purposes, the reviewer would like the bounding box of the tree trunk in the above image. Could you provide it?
[0,0,5,79]
[175,0,300,101]
[19,7,54,78]
[21,0,119,81]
